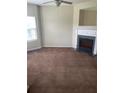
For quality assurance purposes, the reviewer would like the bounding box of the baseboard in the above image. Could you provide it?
[43,45,72,48]
[27,46,41,51]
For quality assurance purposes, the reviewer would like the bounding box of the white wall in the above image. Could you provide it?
[27,4,42,50]
[40,6,73,47]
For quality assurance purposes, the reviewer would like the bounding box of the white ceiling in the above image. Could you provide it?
[27,0,96,6]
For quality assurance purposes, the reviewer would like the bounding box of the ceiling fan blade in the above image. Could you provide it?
[41,1,55,5]
[61,0,72,4]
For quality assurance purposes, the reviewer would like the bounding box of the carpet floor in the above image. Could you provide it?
[27,48,97,93]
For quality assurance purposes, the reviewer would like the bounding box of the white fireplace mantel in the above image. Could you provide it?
[72,26,97,55]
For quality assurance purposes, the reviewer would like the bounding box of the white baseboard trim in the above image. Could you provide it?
[43,45,73,48]
[27,46,41,51]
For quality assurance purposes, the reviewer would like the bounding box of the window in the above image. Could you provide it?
[27,16,37,41]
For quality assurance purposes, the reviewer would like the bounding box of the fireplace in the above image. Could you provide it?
[77,35,95,54]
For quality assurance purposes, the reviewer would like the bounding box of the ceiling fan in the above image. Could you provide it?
[41,0,73,7]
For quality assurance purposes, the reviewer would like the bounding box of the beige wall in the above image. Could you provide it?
[79,10,97,26]
[27,1,96,48]
[40,6,73,47]
[73,1,97,28]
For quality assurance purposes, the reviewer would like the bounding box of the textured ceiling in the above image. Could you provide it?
[27,0,96,6]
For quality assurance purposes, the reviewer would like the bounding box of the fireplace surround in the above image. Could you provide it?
[73,26,97,55]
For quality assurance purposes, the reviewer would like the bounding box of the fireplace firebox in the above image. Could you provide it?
[77,35,95,55]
